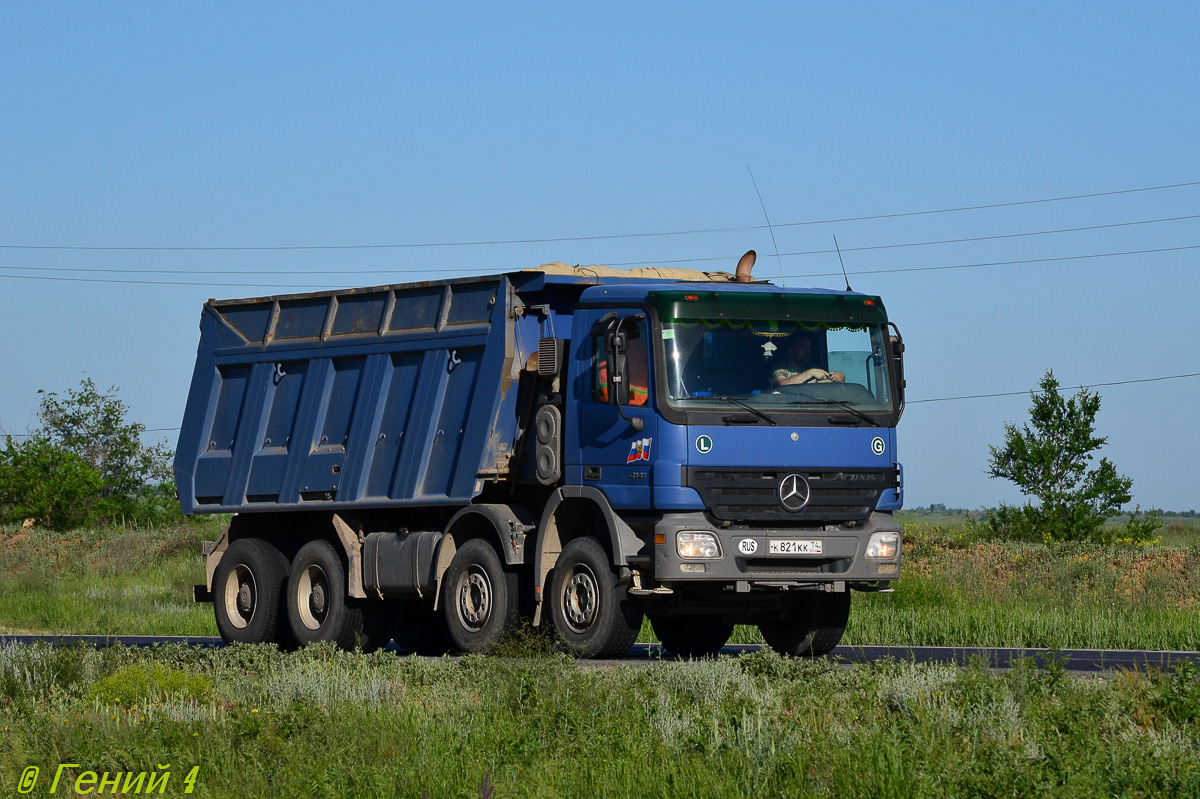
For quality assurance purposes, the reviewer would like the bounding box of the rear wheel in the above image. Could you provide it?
[214,538,289,645]
[549,537,643,659]
[285,539,370,651]
[441,538,518,654]
[758,591,851,657]
[649,614,734,658]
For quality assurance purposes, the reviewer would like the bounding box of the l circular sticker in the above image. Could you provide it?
[695,434,713,454]
[737,538,758,555]
[871,436,886,456]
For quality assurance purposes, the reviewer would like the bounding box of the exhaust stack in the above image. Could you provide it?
[735,250,756,283]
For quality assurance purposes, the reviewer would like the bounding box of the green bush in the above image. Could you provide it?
[0,379,176,530]
[88,663,211,706]
[1115,505,1163,545]
[0,435,104,530]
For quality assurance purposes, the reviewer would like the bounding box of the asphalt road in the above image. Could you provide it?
[3,635,1197,673]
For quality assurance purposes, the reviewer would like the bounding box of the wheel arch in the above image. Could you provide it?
[532,487,644,625]
[431,503,536,612]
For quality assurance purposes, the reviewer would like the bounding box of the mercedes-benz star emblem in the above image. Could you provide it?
[778,473,811,512]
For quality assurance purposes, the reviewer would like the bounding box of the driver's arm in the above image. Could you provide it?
[776,367,830,386]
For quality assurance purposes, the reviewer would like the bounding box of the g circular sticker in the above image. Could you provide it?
[695,434,713,454]
[871,436,886,456]
[737,538,758,555]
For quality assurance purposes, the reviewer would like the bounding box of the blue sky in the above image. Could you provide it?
[1,3,1197,510]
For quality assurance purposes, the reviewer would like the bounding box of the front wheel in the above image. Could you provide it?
[441,538,518,654]
[213,538,289,645]
[758,591,851,657]
[285,539,370,651]
[549,537,643,659]
[649,614,734,658]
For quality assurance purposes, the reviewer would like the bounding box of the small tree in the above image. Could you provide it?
[0,379,175,530]
[986,370,1135,542]
[36,378,173,497]
[0,434,104,529]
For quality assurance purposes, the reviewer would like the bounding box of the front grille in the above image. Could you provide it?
[685,467,895,525]
[742,557,851,575]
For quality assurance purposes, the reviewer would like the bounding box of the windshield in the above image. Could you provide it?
[650,291,894,414]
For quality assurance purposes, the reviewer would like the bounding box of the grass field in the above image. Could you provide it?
[1,517,1196,651]
[2,641,1199,797]
[1,519,1198,796]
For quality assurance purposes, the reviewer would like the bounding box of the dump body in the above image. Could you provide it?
[179,273,545,513]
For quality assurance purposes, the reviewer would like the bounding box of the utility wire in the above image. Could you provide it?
[3,242,1196,288]
[1,211,1195,278]
[1,179,1197,252]
[0,272,335,289]
[602,212,1200,267]
[777,243,1200,281]
[6,371,1199,438]
[907,372,1200,404]
[4,426,180,439]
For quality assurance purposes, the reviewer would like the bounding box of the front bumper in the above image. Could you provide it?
[652,511,902,587]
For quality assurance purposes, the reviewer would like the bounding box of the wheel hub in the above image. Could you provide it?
[223,564,257,630]
[562,569,598,632]
[296,564,330,631]
[457,568,492,629]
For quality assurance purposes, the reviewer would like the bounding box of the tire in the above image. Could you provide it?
[441,538,518,654]
[650,614,734,658]
[549,537,644,659]
[758,591,851,657]
[213,538,289,645]
[285,539,368,651]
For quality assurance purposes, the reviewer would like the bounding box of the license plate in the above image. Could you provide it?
[769,539,823,555]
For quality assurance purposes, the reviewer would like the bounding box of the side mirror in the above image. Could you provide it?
[888,324,906,410]
[592,312,646,432]
[605,327,631,406]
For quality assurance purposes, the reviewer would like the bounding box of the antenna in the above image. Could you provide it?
[746,165,784,286]
[832,234,852,292]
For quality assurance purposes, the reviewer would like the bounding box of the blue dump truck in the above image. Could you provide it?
[176,254,905,658]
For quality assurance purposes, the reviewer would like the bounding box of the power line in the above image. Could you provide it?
[907,372,1200,404]
[5,373,1198,439]
[4,426,181,439]
[777,243,1200,281]
[1,179,1197,252]
[4,241,1195,289]
[0,272,336,289]
[3,211,1196,277]
[602,212,1200,268]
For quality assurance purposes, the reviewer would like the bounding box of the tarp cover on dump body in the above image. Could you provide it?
[173,275,522,514]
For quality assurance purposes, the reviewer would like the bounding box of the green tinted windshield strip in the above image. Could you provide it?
[647,290,887,325]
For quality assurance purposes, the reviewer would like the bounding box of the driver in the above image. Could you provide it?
[773,332,845,386]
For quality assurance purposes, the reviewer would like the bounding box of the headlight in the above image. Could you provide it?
[865,531,899,559]
[677,532,720,559]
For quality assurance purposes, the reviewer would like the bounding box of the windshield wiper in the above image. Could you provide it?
[786,398,880,427]
[679,395,777,426]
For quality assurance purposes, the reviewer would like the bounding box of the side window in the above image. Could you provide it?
[592,320,650,406]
